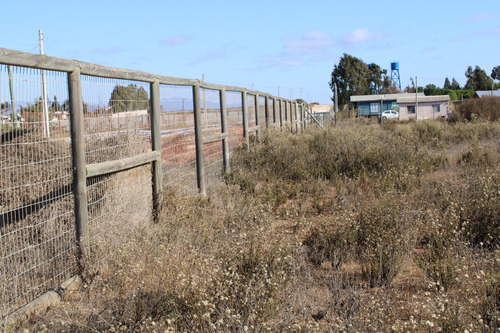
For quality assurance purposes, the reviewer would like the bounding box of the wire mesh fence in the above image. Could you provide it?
[159,85,198,196]
[258,95,266,129]
[81,76,153,244]
[0,47,315,322]
[0,65,76,318]
[226,91,244,155]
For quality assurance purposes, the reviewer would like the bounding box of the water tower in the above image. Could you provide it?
[391,62,401,90]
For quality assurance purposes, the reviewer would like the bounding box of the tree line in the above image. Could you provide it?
[329,54,500,106]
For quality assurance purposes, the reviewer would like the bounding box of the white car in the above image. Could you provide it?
[379,110,399,119]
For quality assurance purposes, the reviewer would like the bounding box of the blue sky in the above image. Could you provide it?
[1,0,499,104]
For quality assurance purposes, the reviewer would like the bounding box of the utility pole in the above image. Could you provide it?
[8,65,19,128]
[40,29,50,137]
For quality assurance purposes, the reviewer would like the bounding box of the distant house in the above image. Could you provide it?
[397,95,450,120]
[473,90,500,98]
[350,93,424,117]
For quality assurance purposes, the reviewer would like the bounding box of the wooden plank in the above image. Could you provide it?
[0,47,197,85]
[248,125,260,133]
[79,62,198,86]
[0,47,297,103]
[203,133,228,144]
[86,151,160,178]
[0,47,77,72]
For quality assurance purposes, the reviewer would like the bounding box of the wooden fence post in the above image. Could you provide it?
[271,97,276,125]
[264,95,270,129]
[193,84,206,195]
[292,101,300,133]
[300,104,304,131]
[150,80,163,220]
[68,68,89,254]
[220,88,230,172]
[279,99,284,131]
[288,101,293,132]
[254,94,260,143]
[241,90,249,151]
[283,100,287,128]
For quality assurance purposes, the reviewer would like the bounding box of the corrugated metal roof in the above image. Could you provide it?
[475,90,500,98]
[397,95,450,103]
[350,93,424,102]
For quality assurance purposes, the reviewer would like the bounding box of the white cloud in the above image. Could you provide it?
[91,46,125,56]
[282,31,334,56]
[471,13,500,22]
[339,28,385,44]
[188,44,238,65]
[160,35,193,46]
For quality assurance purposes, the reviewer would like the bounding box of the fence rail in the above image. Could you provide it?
[0,47,322,323]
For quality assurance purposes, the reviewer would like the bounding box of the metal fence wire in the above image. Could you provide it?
[0,65,76,318]
[159,84,197,196]
[0,47,315,322]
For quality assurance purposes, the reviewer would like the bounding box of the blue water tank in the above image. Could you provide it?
[391,62,399,70]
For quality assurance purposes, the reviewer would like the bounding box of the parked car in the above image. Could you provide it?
[379,110,399,119]
[1,113,24,123]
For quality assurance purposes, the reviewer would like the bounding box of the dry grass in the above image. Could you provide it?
[1,129,151,320]
[11,119,500,332]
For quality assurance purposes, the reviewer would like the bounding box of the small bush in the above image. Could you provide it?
[460,169,500,248]
[480,274,500,331]
[415,232,457,291]
[355,198,415,287]
[457,96,500,121]
[303,217,353,268]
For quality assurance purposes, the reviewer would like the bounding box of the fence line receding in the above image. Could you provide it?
[0,47,324,322]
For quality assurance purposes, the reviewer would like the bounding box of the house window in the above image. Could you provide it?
[432,104,440,113]
[370,102,380,114]
[407,105,415,114]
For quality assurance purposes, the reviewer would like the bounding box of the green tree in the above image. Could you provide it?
[329,54,390,106]
[1,102,10,112]
[464,66,494,91]
[451,78,461,90]
[404,77,423,93]
[491,66,500,81]
[442,89,459,100]
[443,77,451,89]
[424,84,443,96]
[61,99,87,113]
[367,63,390,94]
[109,84,150,113]
[49,96,62,113]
